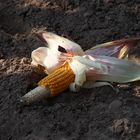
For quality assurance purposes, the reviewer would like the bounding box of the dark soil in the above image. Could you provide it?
[0,0,140,140]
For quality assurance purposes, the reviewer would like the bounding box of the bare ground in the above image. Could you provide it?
[0,0,140,140]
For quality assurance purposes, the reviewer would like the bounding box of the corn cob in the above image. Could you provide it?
[20,63,75,104]
[38,62,75,97]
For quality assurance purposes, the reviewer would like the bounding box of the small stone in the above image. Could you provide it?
[103,0,115,4]
[113,119,124,134]
[109,100,122,111]
[0,59,4,63]
[83,11,93,17]
[117,84,130,89]
[20,57,30,64]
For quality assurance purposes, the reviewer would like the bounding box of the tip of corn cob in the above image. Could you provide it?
[20,86,50,105]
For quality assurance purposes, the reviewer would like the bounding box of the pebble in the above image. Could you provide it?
[83,11,93,18]
[113,119,124,134]
[109,100,122,111]
[20,57,30,64]
[103,0,115,4]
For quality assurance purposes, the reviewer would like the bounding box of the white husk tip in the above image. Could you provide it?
[20,86,50,104]
[83,81,119,93]
[69,83,80,92]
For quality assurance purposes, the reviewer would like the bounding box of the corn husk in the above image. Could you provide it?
[71,55,140,84]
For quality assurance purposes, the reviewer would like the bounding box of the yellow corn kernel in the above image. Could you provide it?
[38,63,75,97]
